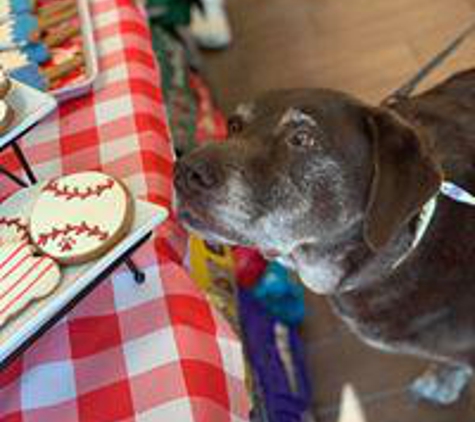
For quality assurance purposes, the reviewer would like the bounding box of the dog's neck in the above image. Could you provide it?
[393,181,475,268]
[259,181,475,294]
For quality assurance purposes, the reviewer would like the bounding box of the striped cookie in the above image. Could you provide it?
[0,241,61,327]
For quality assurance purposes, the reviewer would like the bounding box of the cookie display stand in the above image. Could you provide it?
[0,185,168,369]
[0,79,57,187]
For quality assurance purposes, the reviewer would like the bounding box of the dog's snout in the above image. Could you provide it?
[175,159,221,193]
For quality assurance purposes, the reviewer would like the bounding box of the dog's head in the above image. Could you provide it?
[174,89,442,294]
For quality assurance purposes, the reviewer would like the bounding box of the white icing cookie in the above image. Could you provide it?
[0,241,62,327]
[0,100,14,135]
[0,211,29,245]
[0,101,8,121]
[0,51,29,70]
[30,172,134,265]
[0,67,10,98]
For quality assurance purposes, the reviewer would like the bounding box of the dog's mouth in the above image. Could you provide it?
[295,239,374,294]
[175,196,251,246]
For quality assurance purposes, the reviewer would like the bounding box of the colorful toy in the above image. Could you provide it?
[252,261,305,326]
[233,246,267,289]
[239,289,312,422]
[188,234,241,329]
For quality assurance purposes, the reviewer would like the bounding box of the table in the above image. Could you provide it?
[0,0,249,420]
[0,184,168,370]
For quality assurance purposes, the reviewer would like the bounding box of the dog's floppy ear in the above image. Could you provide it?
[364,108,442,251]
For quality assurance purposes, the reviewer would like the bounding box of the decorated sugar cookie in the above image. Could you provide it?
[0,241,62,327]
[0,67,11,98]
[0,189,33,245]
[0,100,14,136]
[30,172,134,265]
[0,214,29,245]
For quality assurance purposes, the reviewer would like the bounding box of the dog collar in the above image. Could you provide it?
[440,181,475,206]
[393,181,475,269]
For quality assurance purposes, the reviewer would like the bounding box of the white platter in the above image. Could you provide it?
[52,0,99,101]
[0,78,57,150]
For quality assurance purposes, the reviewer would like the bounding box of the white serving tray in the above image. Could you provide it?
[52,0,99,101]
[0,185,168,363]
[0,78,57,150]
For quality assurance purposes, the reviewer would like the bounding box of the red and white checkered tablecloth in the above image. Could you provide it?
[0,0,250,420]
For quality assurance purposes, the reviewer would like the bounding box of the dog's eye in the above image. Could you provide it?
[289,129,316,147]
[227,116,244,134]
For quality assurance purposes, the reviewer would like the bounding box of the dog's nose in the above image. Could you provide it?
[175,160,221,193]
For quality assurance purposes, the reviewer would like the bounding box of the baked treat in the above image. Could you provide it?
[0,68,11,98]
[29,172,134,265]
[0,241,61,327]
[0,100,15,136]
[0,212,29,245]
[0,189,31,245]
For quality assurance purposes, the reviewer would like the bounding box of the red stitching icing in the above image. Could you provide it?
[43,178,115,201]
[0,217,28,239]
[36,222,110,253]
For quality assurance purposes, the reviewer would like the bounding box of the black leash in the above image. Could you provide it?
[384,20,475,104]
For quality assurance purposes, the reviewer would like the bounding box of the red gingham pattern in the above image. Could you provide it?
[0,1,249,420]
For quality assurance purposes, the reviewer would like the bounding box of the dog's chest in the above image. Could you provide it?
[329,286,418,351]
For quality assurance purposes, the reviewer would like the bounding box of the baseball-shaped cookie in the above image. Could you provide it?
[29,172,134,265]
[0,241,62,327]
[0,100,15,136]
[0,68,11,98]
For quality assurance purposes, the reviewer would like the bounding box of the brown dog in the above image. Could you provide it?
[174,69,475,404]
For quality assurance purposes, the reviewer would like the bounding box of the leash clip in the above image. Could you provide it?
[440,181,475,206]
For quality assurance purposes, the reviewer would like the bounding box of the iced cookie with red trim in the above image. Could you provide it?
[0,241,62,327]
[0,100,15,136]
[0,211,29,245]
[30,172,134,265]
[0,187,36,246]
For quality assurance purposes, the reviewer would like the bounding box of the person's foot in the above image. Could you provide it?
[409,363,473,405]
[190,0,232,49]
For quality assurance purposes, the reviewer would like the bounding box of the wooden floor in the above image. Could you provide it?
[202,0,475,421]
[203,0,475,112]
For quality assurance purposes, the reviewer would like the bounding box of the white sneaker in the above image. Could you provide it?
[190,0,232,49]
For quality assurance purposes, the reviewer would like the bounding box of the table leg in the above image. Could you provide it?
[125,258,146,284]
[0,166,29,188]
[12,143,37,185]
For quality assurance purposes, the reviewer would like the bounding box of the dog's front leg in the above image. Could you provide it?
[409,362,473,405]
